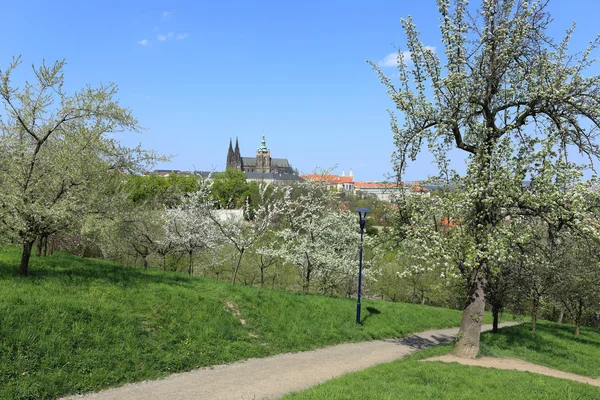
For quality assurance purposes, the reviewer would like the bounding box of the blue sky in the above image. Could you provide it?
[2,0,599,181]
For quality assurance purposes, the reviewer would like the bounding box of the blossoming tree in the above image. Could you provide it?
[372,0,600,357]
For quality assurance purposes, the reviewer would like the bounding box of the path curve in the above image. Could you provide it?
[63,322,519,400]
[425,355,600,387]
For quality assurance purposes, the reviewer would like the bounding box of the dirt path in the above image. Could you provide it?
[62,322,518,400]
[425,355,600,387]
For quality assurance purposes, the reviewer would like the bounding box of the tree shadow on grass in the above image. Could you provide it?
[0,251,203,290]
[388,333,456,350]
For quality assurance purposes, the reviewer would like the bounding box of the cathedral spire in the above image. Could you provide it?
[226,138,234,170]
[234,137,240,158]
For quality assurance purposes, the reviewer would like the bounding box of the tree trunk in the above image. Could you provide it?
[260,266,265,288]
[574,300,583,336]
[231,248,244,285]
[35,237,43,257]
[143,257,148,271]
[557,309,564,324]
[20,240,35,276]
[303,266,311,294]
[531,295,540,332]
[42,235,48,256]
[454,268,486,359]
[188,250,193,275]
[492,304,500,333]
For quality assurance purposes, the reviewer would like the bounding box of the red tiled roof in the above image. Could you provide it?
[439,217,460,228]
[301,174,354,184]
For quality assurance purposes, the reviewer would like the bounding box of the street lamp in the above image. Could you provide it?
[355,208,370,324]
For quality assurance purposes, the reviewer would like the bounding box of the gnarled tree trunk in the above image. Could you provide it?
[454,268,486,359]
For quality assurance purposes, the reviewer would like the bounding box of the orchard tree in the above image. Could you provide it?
[0,57,157,275]
[272,181,361,294]
[164,180,219,275]
[372,0,600,357]
[210,183,288,285]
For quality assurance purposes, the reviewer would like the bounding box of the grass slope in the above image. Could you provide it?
[480,322,600,378]
[284,345,600,400]
[0,248,504,400]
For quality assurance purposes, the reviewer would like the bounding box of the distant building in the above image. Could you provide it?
[300,170,355,192]
[153,136,302,185]
[355,182,405,202]
[226,136,296,175]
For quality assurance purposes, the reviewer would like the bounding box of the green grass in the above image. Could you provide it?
[0,248,508,400]
[480,321,600,378]
[283,345,600,400]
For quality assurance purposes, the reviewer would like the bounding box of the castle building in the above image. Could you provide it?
[226,136,295,175]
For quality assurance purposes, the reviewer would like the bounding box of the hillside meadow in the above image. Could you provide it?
[0,248,509,399]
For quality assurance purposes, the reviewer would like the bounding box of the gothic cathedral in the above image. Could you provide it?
[226,136,296,175]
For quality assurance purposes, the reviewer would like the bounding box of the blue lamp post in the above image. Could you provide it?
[355,208,370,324]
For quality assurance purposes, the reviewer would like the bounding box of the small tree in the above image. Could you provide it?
[271,181,360,294]
[210,183,288,285]
[164,181,219,275]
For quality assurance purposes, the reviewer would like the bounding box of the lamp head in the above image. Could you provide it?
[355,208,371,230]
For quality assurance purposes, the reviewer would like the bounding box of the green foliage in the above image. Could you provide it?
[124,173,200,206]
[283,345,600,399]
[0,247,497,400]
[211,169,250,209]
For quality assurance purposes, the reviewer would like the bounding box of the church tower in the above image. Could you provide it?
[255,134,271,173]
[226,137,243,171]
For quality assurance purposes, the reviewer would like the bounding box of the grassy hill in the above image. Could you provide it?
[0,248,506,400]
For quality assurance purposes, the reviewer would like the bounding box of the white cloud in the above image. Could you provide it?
[168,32,174,38]
[379,46,436,67]
[176,33,189,40]
[157,34,167,41]
[162,11,173,20]
[138,39,149,46]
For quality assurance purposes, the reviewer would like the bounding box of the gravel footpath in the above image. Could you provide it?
[425,355,600,387]
[62,322,519,400]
